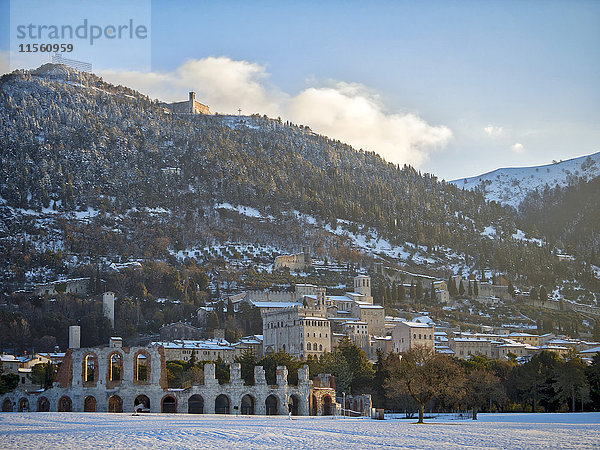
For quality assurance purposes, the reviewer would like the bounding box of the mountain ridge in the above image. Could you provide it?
[449,152,600,208]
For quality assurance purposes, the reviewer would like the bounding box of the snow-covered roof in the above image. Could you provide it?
[328,295,354,302]
[152,339,234,351]
[250,301,302,308]
[397,321,432,328]
[355,302,383,309]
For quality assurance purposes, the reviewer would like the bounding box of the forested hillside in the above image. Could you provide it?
[0,64,597,299]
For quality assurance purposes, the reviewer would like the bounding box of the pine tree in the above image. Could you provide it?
[474,280,479,297]
[459,280,465,297]
[416,280,424,299]
[398,284,406,301]
[539,286,548,302]
[530,287,538,301]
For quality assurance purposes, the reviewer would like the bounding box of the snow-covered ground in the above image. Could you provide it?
[0,412,598,449]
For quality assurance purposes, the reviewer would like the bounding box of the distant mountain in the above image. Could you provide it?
[449,152,600,209]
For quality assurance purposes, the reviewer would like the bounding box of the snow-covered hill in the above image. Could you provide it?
[450,152,600,208]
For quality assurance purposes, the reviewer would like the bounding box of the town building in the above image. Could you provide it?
[390,321,435,353]
[159,321,203,341]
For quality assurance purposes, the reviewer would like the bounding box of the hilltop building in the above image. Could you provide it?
[165,91,210,115]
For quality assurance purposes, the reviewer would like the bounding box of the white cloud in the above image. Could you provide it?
[511,142,524,153]
[289,82,452,167]
[484,125,503,136]
[99,57,452,167]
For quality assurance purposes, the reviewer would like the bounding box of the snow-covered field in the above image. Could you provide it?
[0,412,599,449]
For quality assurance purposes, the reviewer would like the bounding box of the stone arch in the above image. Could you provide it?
[240,394,255,415]
[37,396,50,412]
[18,397,29,412]
[82,352,98,386]
[107,351,123,386]
[161,395,177,413]
[188,394,204,414]
[84,395,97,412]
[215,394,230,414]
[2,398,12,412]
[134,394,150,412]
[133,350,151,384]
[289,395,300,416]
[265,394,278,415]
[58,396,72,412]
[108,395,123,413]
[323,395,333,416]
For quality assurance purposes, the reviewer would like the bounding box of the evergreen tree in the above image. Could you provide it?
[459,280,465,297]
[539,286,548,302]
[398,284,406,301]
[530,287,538,302]
[416,280,424,300]
[474,280,479,297]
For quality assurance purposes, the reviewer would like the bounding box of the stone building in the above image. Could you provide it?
[166,91,210,115]
[159,321,203,341]
[390,321,435,353]
[448,336,494,359]
[262,289,331,360]
[274,248,312,271]
[0,342,341,416]
[151,339,238,364]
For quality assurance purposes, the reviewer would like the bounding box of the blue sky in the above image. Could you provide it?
[1,0,599,180]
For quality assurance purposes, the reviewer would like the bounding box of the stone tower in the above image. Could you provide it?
[68,325,80,349]
[354,275,372,303]
[102,291,115,328]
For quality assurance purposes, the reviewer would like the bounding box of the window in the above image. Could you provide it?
[307,343,311,350]
[319,344,323,351]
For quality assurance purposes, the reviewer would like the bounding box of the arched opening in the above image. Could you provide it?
[2,398,12,412]
[109,353,122,382]
[289,395,300,416]
[161,395,177,413]
[188,394,204,414]
[58,396,72,412]
[240,394,255,415]
[134,395,150,413]
[18,398,29,412]
[135,352,149,382]
[84,396,97,412]
[311,395,317,416]
[215,394,230,414]
[108,395,123,413]
[265,395,278,415]
[323,395,333,416]
[37,397,50,412]
[83,353,98,385]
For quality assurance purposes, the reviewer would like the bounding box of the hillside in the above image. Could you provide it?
[449,152,600,209]
[0,64,597,303]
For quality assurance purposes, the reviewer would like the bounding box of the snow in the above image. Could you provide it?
[450,151,600,208]
[0,413,598,449]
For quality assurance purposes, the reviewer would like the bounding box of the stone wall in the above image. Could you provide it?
[1,345,344,416]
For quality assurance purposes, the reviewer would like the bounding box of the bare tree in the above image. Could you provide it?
[385,346,464,423]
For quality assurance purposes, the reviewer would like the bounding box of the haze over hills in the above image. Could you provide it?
[0,64,598,309]
[449,152,600,209]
